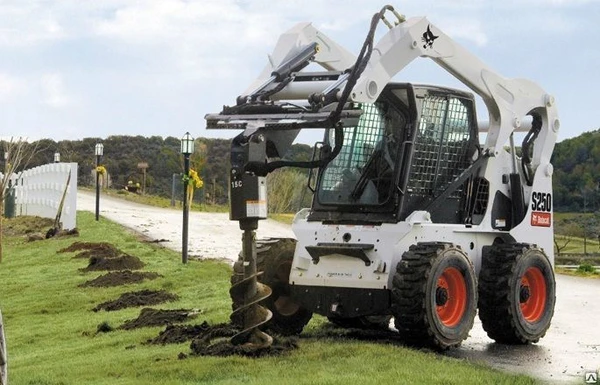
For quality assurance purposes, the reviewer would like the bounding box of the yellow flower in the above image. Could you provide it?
[188,169,203,189]
[96,165,106,175]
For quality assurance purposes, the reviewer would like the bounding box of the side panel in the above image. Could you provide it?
[291,211,507,292]
[510,164,554,264]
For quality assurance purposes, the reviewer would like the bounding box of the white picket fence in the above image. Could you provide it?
[1,163,78,229]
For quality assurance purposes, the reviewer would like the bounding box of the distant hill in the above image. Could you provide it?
[551,129,600,212]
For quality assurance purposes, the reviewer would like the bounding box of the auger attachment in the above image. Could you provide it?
[229,222,274,349]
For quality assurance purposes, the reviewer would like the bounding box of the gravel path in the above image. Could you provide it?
[77,191,293,263]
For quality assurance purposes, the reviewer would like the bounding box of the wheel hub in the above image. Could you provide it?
[519,285,531,303]
[436,286,449,306]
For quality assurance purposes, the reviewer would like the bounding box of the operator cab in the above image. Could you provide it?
[309,83,484,225]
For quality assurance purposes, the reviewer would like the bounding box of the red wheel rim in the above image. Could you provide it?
[436,267,467,327]
[520,267,547,322]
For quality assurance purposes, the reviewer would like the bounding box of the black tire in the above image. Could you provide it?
[478,243,555,344]
[392,242,478,350]
[328,315,392,330]
[231,238,312,336]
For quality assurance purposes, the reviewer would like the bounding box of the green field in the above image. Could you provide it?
[0,212,539,385]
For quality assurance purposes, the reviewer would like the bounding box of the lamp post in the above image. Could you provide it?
[181,132,194,264]
[95,143,104,221]
[54,152,60,163]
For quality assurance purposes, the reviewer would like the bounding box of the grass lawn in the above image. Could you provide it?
[0,212,539,385]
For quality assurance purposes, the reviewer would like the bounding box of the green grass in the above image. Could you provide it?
[0,213,539,385]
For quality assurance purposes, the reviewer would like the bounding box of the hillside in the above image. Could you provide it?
[4,136,313,207]
[551,129,600,212]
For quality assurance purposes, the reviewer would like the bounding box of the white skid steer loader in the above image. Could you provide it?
[206,5,558,350]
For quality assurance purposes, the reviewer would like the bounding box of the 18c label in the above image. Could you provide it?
[531,192,552,212]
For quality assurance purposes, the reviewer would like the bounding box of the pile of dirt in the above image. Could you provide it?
[59,241,117,254]
[189,326,298,357]
[146,321,217,345]
[119,308,201,330]
[80,254,145,272]
[145,320,299,357]
[93,289,179,312]
[79,270,162,288]
[2,216,54,236]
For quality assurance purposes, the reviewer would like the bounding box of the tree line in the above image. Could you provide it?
[0,136,314,210]
[1,127,599,213]
[551,129,600,212]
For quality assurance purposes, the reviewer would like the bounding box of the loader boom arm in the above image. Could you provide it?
[347,16,558,168]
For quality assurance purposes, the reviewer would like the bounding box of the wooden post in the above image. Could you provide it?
[137,162,149,195]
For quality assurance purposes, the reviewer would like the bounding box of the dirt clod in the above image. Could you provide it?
[79,270,162,287]
[119,308,200,330]
[80,254,145,272]
[93,289,178,312]
[96,321,114,334]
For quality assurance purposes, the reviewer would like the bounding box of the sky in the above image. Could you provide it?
[0,0,598,145]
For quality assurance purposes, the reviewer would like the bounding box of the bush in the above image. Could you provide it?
[577,263,596,273]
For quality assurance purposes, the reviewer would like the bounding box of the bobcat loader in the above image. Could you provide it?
[206,5,557,350]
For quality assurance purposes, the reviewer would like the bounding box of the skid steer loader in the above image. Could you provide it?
[206,5,558,350]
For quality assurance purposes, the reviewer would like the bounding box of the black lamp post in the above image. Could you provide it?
[181,132,194,264]
[54,152,60,163]
[95,143,104,221]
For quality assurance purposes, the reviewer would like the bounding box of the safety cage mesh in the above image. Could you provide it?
[317,103,386,204]
[408,95,472,198]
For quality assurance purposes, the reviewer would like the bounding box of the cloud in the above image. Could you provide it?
[40,73,69,108]
[0,73,22,102]
[0,2,65,47]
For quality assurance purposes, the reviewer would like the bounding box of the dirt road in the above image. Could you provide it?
[77,191,293,262]
[77,192,599,384]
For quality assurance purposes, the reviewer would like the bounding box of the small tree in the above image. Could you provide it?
[554,237,571,257]
[0,137,38,263]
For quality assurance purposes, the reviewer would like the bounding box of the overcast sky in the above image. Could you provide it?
[0,0,598,145]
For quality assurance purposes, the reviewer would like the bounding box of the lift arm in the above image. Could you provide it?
[346,15,559,168]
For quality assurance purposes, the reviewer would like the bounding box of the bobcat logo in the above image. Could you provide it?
[422,25,439,49]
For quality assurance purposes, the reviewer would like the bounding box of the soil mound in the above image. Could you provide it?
[189,326,298,357]
[73,246,121,259]
[119,308,200,330]
[93,289,178,312]
[147,321,217,345]
[3,216,54,236]
[59,241,117,254]
[80,254,144,272]
[146,320,298,357]
[79,270,161,287]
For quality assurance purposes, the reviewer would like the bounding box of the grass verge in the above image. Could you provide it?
[81,187,229,213]
[1,212,539,385]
